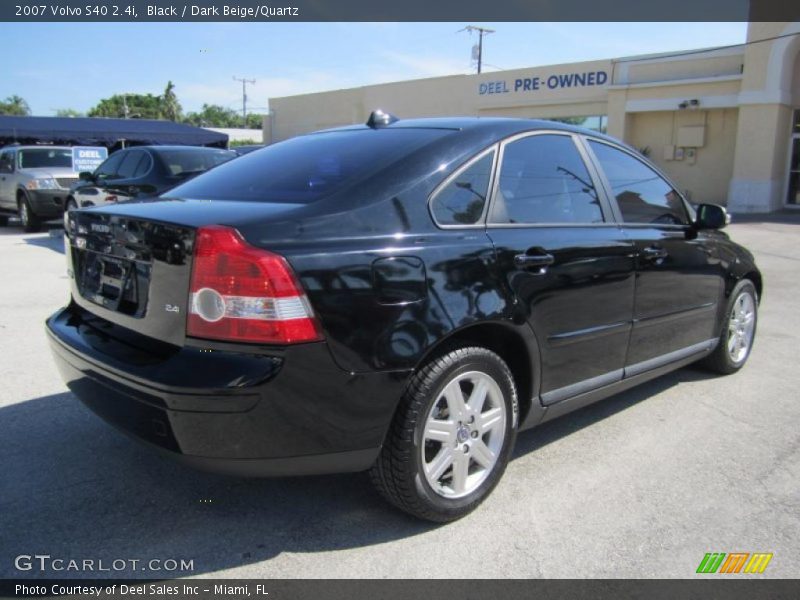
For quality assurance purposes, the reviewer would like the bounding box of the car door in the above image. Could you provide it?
[584,138,723,372]
[486,132,636,405]
[102,149,151,200]
[0,149,17,209]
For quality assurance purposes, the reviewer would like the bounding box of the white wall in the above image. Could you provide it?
[207,128,263,143]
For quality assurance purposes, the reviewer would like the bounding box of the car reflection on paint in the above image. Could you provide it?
[66,145,236,213]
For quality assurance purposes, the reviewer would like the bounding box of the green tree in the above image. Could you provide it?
[161,81,182,121]
[55,108,84,118]
[184,104,242,128]
[88,93,163,119]
[0,95,31,116]
[245,113,265,129]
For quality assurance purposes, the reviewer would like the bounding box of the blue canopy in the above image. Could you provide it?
[0,116,228,149]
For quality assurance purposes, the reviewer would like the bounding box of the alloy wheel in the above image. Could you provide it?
[727,291,756,364]
[421,370,507,499]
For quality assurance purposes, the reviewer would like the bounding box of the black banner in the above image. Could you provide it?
[2,580,800,600]
[1,0,800,22]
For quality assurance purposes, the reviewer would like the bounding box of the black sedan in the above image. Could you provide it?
[48,113,761,522]
[66,145,236,211]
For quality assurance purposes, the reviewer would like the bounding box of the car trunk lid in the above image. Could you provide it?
[66,199,306,347]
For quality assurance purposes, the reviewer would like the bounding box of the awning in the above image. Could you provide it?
[0,116,228,148]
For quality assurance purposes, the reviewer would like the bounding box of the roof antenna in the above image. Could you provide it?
[367,109,398,128]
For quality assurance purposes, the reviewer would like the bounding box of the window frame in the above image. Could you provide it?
[133,151,154,179]
[580,135,696,228]
[485,130,613,228]
[428,144,499,229]
[115,150,144,180]
[115,149,152,180]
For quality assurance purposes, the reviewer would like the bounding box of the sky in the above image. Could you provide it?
[0,22,748,116]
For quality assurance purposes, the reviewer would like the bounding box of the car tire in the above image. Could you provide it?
[0,214,8,227]
[18,194,42,233]
[370,346,518,522]
[701,279,758,374]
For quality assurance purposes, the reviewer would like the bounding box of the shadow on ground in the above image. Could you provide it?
[21,232,65,254]
[0,365,715,578]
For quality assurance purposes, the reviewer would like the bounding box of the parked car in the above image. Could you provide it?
[66,145,236,213]
[231,144,265,156]
[47,114,761,522]
[0,145,79,232]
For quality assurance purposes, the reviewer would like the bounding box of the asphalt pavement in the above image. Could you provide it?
[0,215,798,578]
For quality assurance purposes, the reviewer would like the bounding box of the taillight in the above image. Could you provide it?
[187,225,323,344]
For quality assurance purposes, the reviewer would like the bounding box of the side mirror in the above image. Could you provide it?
[695,203,730,230]
[79,171,94,182]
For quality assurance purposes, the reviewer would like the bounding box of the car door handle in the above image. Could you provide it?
[641,246,668,261]
[514,252,555,270]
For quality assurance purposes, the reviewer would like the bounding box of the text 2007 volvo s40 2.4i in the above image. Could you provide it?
[47,112,762,522]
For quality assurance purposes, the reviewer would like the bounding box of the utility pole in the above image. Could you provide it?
[461,26,495,74]
[233,76,256,127]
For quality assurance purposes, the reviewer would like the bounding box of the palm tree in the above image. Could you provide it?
[161,81,182,121]
[0,95,31,116]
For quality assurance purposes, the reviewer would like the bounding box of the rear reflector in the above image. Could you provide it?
[187,225,323,344]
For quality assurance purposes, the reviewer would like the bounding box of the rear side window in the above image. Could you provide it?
[95,152,125,180]
[169,129,449,204]
[116,150,147,179]
[431,150,494,225]
[589,141,689,225]
[490,134,603,224]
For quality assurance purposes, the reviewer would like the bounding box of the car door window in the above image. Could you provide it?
[430,150,495,225]
[0,151,13,173]
[589,141,690,225]
[490,134,604,224]
[95,152,125,180]
[132,153,152,178]
[116,150,146,180]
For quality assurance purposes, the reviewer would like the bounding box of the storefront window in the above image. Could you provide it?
[545,115,607,133]
[788,110,800,205]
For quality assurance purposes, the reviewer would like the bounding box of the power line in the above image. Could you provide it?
[233,76,256,126]
[459,26,495,74]
[613,31,800,64]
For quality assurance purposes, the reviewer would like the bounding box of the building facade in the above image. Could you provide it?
[266,22,800,213]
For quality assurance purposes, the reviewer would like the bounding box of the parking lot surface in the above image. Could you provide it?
[0,216,798,578]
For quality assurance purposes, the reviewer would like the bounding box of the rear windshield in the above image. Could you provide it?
[168,129,450,203]
[156,148,236,177]
[18,148,73,169]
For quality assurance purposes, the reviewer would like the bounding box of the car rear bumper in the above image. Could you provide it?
[46,303,409,476]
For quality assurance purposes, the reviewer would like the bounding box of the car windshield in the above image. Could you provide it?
[18,148,73,169]
[168,129,450,204]
[156,149,237,177]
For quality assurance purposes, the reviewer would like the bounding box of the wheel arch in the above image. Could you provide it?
[742,270,763,303]
[411,320,542,428]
